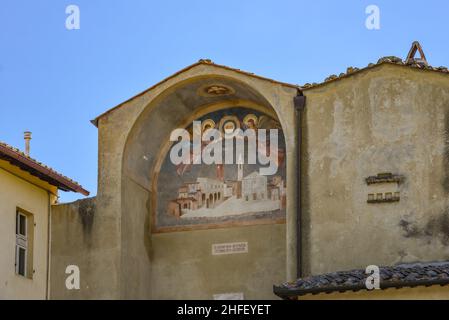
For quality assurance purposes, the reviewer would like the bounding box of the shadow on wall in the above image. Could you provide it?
[78,197,96,235]
[399,210,449,246]
[397,109,449,247]
[397,109,449,246]
[53,197,96,247]
[442,109,449,193]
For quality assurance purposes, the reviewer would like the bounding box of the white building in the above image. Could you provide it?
[242,171,268,201]
[196,177,225,208]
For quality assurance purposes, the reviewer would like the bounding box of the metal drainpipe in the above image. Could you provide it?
[46,191,52,300]
[294,91,306,279]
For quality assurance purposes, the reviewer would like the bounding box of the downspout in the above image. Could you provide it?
[45,191,52,300]
[293,91,306,278]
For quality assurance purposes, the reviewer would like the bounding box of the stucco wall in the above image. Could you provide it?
[120,177,152,299]
[0,167,50,299]
[302,64,449,276]
[48,62,449,299]
[50,197,100,299]
[50,63,298,299]
[122,172,285,300]
[149,224,286,300]
[122,137,288,300]
[119,67,297,299]
[300,285,449,300]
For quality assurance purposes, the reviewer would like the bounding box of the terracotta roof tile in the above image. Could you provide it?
[301,56,449,90]
[274,261,449,299]
[0,141,89,196]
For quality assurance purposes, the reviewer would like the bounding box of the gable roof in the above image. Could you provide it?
[91,59,300,127]
[91,42,448,125]
[0,141,89,196]
[301,56,449,91]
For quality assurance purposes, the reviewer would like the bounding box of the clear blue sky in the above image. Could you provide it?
[1,0,448,202]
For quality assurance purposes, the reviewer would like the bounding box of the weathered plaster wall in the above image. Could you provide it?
[122,175,286,300]
[149,224,286,299]
[48,61,449,299]
[300,285,449,300]
[50,63,298,299]
[50,197,100,299]
[302,64,449,276]
[120,66,297,299]
[120,177,152,299]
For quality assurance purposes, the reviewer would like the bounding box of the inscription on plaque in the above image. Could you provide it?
[212,242,248,255]
[213,292,244,300]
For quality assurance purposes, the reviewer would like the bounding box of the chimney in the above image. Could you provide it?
[24,131,32,156]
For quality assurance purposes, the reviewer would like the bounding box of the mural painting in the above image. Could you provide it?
[154,107,286,232]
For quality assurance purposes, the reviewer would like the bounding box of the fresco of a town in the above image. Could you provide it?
[155,107,286,231]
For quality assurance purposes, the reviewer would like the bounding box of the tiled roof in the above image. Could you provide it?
[92,43,448,125]
[274,261,449,299]
[301,56,449,90]
[0,141,89,196]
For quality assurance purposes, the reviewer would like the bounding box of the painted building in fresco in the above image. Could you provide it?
[48,42,449,300]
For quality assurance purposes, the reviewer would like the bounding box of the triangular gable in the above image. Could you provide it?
[91,60,299,127]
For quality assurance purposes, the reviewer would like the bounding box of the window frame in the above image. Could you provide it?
[15,208,34,279]
[15,211,28,277]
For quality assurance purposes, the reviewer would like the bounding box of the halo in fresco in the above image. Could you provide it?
[201,119,216,132]
[243,114,258,129]
[219,115,241,137]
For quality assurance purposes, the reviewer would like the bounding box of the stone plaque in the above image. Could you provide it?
[212,242,248,255]
[213,292,244,300]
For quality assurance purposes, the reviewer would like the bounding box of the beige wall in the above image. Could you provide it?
[122,174,285,300]
[50,198,97,299]
[300,285,449,300]
[118,69,296,299]
[0,167,51,299]
[50,63,298,299]
[149,224,286,299]
[48,62,449,300]
[302,64,449,276]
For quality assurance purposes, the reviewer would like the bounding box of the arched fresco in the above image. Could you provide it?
[119,73,295,299]
[154,107,287,232]
[49,62,299,300]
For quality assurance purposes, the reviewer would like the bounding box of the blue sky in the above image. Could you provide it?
[1,0,448,202]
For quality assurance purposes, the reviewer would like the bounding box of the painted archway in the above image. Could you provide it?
[121,74,291,299]
[153,106,287,233]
